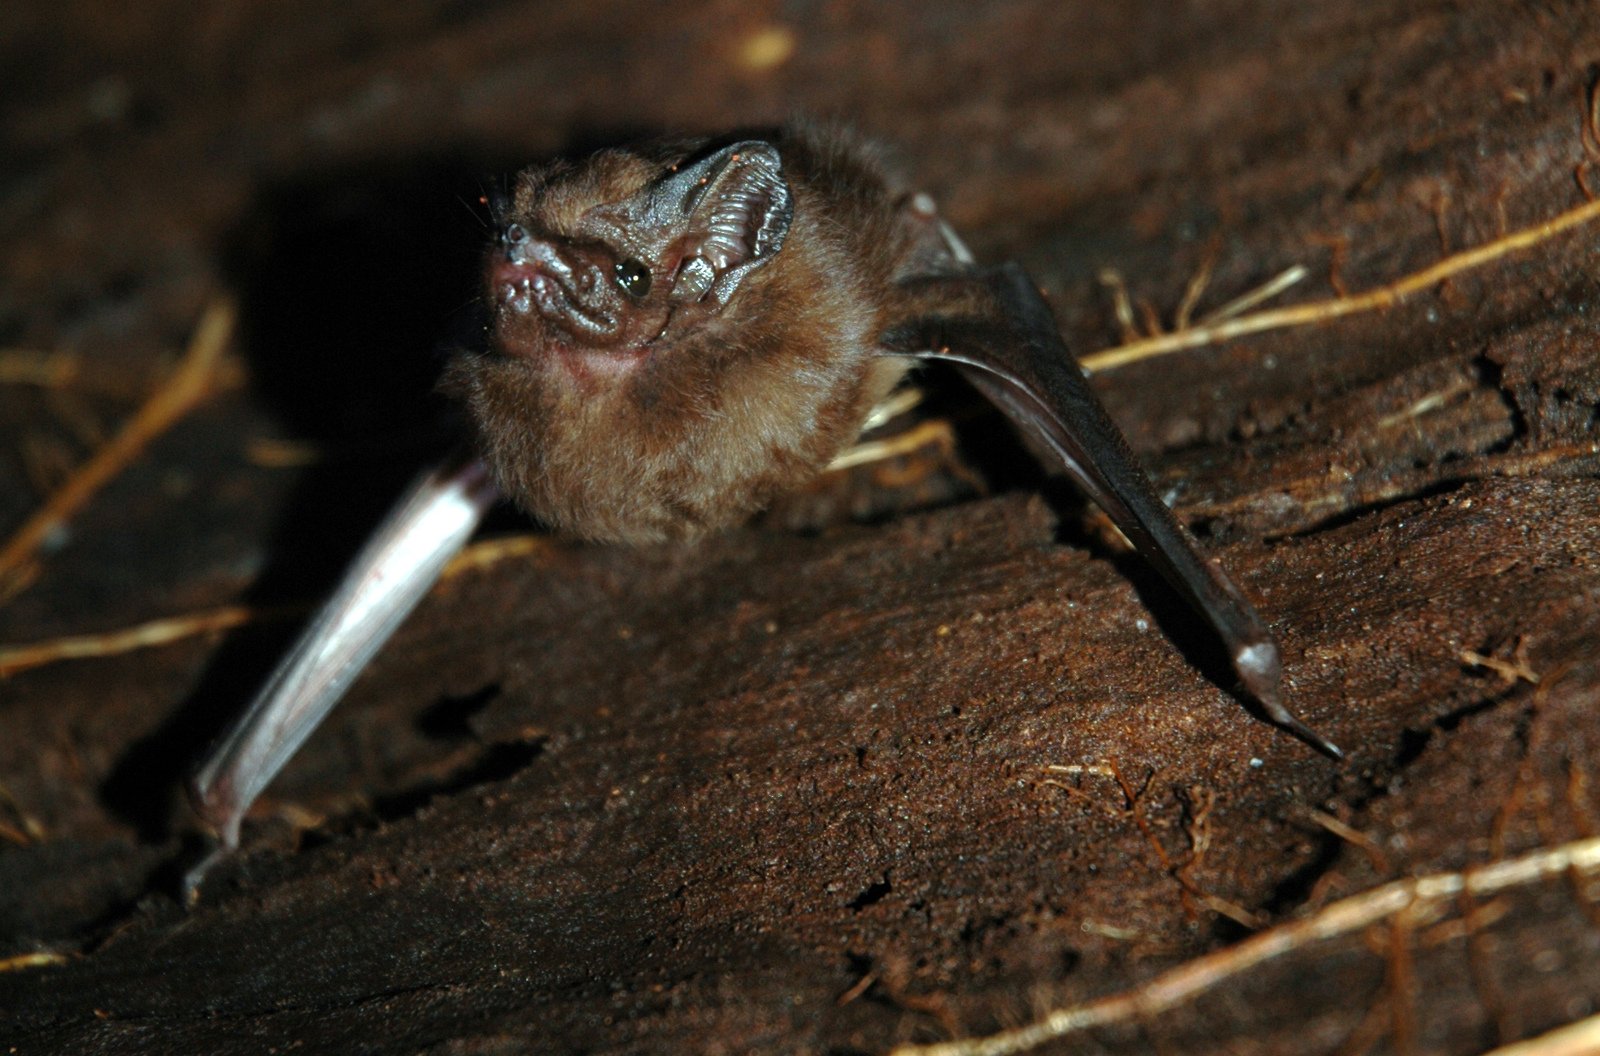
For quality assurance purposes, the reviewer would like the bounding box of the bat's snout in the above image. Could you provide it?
[490,233,618,338]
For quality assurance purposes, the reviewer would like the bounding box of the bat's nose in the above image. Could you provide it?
[489,249,617,336]
[495,232,576,316]
[490,257,538,316]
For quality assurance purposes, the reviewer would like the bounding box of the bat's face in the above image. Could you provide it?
[490,143,792,355]
[447,138,904,544]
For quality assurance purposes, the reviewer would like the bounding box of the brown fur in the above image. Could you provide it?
[445,126,918,543]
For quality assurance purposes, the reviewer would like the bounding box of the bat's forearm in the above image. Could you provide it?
[189,452,498,850]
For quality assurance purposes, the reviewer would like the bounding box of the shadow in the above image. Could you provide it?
[369,736,544,828]
[415,681,502,739]
[920,363,1047,493]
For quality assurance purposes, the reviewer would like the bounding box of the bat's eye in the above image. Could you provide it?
[613,258,652,298]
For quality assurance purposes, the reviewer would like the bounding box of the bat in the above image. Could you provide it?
[188,125,1340,878]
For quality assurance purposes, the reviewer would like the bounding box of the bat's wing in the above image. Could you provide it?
[187,450,498,875]
[879,215,1339,758]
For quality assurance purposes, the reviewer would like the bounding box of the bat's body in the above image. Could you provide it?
[448,131,914,544]
[190,125,1338,872]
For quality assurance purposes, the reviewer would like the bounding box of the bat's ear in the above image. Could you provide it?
[656,140,794,304]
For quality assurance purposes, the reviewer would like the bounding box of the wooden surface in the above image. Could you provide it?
[3,3,1600,1053]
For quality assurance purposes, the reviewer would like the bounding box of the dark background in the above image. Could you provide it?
[3,3,1599,1053]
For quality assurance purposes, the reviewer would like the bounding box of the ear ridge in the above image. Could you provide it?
[700,144,792,267]
[661,141,794,304]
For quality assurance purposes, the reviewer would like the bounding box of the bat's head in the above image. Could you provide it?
[449,134,902,543]
[487,140,794,360]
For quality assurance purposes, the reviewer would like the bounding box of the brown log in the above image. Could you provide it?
[3,3,1599,1053]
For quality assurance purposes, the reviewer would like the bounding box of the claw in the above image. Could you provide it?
[1234,641,1343,760]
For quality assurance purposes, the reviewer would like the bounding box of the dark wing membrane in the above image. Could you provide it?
[880,263,1340,758]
